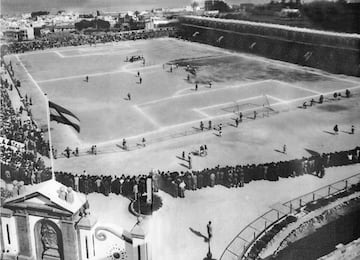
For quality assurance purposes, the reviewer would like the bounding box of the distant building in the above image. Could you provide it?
[53,24,76,32]
[145,16,175,30]
[279,8,301,18]
[3,26,34,41]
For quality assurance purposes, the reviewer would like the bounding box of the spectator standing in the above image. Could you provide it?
[142,137,146,147]
[74,174,79,191]
[188,154,192,169]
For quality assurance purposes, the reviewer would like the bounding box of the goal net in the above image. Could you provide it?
[221,95,276,118]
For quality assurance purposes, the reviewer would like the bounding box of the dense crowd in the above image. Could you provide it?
[157,147,360,198]
[5,146,353,200]
[7,28,175,54]
[54,171,157,200]
[1,66,49,155]
[0,66,51,187]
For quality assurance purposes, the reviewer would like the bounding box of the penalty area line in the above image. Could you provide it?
[193,108,211,119]
[133,104,161,128]
[53,51,65,58]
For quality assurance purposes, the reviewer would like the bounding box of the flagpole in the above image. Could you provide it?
[44,94,56,180]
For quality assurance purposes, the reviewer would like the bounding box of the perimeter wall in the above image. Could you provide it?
[177,16,360,77]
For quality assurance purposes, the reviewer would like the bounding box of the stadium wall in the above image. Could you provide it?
[177,16,360,77]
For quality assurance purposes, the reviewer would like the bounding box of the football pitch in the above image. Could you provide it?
[10,38,360,153]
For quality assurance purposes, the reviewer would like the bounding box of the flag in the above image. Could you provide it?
[49,101,80,132]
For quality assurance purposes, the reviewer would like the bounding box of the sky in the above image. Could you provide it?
[1,0,269,15]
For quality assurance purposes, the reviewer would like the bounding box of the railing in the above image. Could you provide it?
[220,172,360,260]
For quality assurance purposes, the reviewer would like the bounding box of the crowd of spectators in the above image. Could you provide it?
[54,172,157,201]
[6,28,175,54]
[2,146,355,201]
[1,67,49,156]
[1,65,51,188]
[157,147,360,198]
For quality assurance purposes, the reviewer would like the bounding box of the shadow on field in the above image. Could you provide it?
[323,130,336,135]
[176,155,187,161]
[179,163,190,169]
[305,148,320,156]
[274,149,285,154]
[189,227,209,243]
[317,104,348,112]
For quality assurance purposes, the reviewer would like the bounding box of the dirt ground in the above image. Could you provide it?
[5,38,360,176]
[4,38,360,260]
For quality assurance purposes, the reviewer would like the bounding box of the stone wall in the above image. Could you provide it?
[177,16,360,77]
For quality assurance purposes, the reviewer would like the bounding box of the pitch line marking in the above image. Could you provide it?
[60,48,133,58]
[91,84,360,149]
[282,84,360,104]
[133,104,161,128]
[173,86,196,96]
[173,80,272,97]
[36,70,125,83]
[15,55,45,96]
[36,63,162,83]
[272,80,322,95]
[54,51,65,58]
[193,108,211,119]
[92,100,282,148]
[265,95,286,103]
[196,95,264,111]
[139,80,273,107]
[13,38,360,85]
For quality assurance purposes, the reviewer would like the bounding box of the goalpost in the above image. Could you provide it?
[221,94,277,118]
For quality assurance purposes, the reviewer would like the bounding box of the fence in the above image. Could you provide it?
[220,172,360,260]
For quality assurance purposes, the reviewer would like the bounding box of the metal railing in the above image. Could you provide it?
[220,172,360,260]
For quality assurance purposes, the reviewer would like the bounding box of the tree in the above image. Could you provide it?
[75,19,110,31]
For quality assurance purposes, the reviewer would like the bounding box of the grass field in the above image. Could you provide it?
[7,38,360,174]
